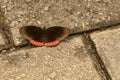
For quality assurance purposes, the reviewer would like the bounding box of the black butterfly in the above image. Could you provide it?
[19,26,70,47]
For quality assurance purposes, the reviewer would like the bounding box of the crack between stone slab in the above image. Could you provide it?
[70,22,120,36]
[0,7,14,47]
[1,22,120,54]
[81,34,112,80]
[1,26,14,45]
[0,26,15,53]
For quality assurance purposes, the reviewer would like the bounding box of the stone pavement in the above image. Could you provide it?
[0,0,120,80]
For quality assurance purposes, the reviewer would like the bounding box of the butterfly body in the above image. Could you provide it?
[20,26,70,47]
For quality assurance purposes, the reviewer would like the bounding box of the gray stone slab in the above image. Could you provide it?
[0,36,101,80]
[1,0,120,45]
[90,27,120,80]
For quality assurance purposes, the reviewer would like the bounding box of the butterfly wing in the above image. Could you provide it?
[20,26,70,47]
[45,26,70,42]
[19,26,45,42]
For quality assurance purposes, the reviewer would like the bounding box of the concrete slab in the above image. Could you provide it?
[90,27,120,80]
[0,0,120,45]
[0,36,101,80]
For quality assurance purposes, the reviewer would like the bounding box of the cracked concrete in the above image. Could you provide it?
[0,0,120,80]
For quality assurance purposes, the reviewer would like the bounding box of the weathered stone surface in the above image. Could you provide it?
[0,6,5,45]
[0,6,5,46]
[0,0,120,45]
[0,36,101,80]
[0,7,4,27]
[0,29,5,45]
[90,27,120,80]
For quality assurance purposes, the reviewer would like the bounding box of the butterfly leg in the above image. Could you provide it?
[30,40,44,46]
[45,40,60,47]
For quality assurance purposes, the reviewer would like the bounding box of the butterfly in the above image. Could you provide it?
[19,26,70,47]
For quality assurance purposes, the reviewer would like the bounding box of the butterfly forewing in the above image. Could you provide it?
[20,26,70,43]
[20,26,45,42]
[45,26,70,42]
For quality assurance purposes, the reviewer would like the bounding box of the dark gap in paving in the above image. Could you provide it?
[0,7,14,52]
[81,34,112,80]
[0,45,33,54]
[0,17,120,53]
[0,27,14,53]
[0,25,15,53]
[1,25,14,45]
[0,27,11,45]
[1,23,120,54]
[70,22,120,36]
[0,45,14,53]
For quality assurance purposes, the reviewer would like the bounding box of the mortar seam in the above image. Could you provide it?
[1,23,120,54]
[81,34,112,80]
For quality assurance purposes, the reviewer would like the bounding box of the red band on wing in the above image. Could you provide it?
[30,40,44,46]
[30,40,59,47]
[45,40,60,47]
